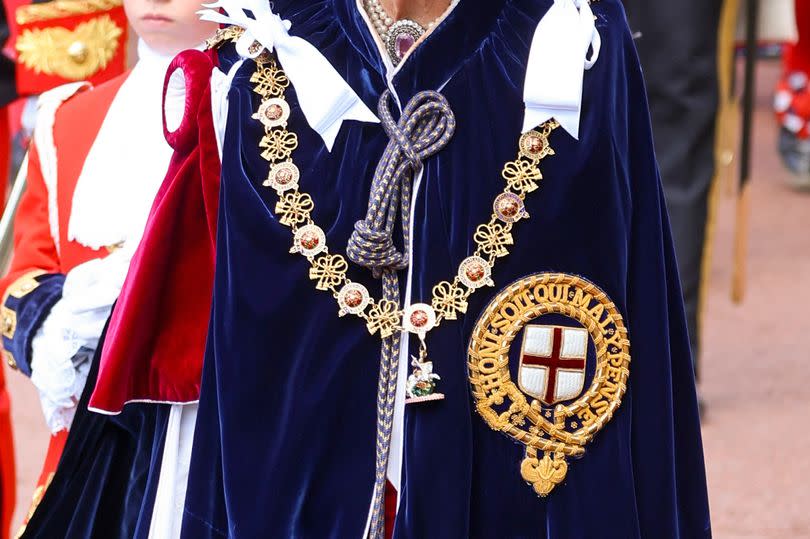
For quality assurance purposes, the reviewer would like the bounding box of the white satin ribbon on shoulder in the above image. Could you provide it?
[523,0,601,140]
[199,0,379,151]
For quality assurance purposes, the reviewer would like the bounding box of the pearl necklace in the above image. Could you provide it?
[362,0,440,65]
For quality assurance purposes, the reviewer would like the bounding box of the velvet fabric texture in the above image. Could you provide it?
[89,49,222,412]
[21,318,168,539]
[173,0,712,537]
[2,273,65,376]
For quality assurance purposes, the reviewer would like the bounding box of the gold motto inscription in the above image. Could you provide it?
[468,272,630,496]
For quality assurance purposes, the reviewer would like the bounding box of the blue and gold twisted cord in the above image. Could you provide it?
[347,89,455,538]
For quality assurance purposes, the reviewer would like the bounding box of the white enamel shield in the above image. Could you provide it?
[518,325,588,405]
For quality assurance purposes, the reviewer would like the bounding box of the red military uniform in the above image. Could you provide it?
[0,72,128,531]
[0,2,129,534]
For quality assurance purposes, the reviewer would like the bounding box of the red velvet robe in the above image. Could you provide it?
[89,49,221,413]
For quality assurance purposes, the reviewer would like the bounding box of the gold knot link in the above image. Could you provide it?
[474,223,514,258]
[250,63,289,98]
[502,159,542,194]
[431,281,468,321]
[260,129,298,162]
[205,25,243,50]
[308,254,348,291]
[365,299,400,339]
[274,191,313,227]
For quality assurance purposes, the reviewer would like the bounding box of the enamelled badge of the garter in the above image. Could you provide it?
[468,273,630,497]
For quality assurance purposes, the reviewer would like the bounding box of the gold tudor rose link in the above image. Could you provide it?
[232,33,559,401]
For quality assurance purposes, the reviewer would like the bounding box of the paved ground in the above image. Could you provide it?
[700,60,810,539]
[2,61,809,537]
[4,357,47,531]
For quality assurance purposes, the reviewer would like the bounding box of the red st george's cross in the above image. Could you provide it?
[522,327,586,404]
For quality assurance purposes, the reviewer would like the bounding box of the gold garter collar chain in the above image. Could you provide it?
[207,4,625,504]
[211,27,561,403]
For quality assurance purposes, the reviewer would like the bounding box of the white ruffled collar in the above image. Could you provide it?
[67,40,179,251]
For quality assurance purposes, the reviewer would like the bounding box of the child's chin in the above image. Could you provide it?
[139,34,186,56]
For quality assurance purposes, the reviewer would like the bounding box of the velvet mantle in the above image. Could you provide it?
[30,0,713,536]
[21,49,222,539]
[21,319,168,539]
[89,49,222,412]
[171,0,712,537]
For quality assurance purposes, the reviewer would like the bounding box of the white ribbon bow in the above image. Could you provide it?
[523,0,601,140]
[199,0,379,150]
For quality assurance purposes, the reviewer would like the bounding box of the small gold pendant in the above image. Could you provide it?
[405,339,445,404]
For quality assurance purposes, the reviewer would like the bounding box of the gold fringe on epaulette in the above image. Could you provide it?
[16,0,122,25]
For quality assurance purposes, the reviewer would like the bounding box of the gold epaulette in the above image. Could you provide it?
[14,0,128,92]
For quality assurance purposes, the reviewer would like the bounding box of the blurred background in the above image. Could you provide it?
[0,0,809,537]
[624,1,810,535]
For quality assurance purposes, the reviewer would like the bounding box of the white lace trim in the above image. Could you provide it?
[30,300,97,433]
[30,248,134,433]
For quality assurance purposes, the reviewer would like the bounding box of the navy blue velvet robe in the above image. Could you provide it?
[21,320,168,539]
[182,0,711,537]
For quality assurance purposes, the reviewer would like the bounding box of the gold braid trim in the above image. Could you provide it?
[205,25,245,50]
[16,0,122,25]
[468,272,630,496]
[1,270,47,369]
